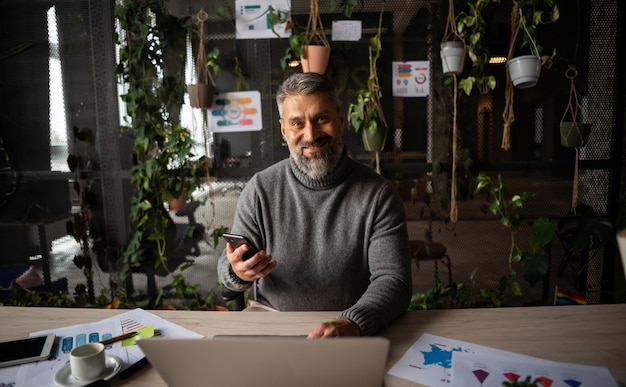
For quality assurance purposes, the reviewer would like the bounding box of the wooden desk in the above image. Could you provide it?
[1,304,624,386]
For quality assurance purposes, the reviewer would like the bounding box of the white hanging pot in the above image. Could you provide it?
[506,8,542,89]
[506,55,541,88]
[440,41,465,75]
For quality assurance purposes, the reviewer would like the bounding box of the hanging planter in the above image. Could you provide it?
[560,121,591,148]
[506,8,542,89]
[560,66,590,147]
[187,9,218,109]
[348,4,387,174]
[506,55,541,88]
[502,2,558,151]
[440,41,466,75]
[187,83,215,109]
[362,127,385,152]
[301,45,331,74]
[559,65,591,211]
[440,0,466,222]
[300,0,331,74]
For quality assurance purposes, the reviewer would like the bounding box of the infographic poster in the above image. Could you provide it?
[392,61,430,97]
[210,91,263,133]
[235,0,291,39]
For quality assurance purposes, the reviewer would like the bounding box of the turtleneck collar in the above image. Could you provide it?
[289,146,350,190]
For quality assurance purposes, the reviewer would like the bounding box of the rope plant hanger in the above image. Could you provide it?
[195,8,215,89]
[560,65,587,212]
[304,0,329,48]
[195,8,216,221]
[501,1,521,151]
[443,0,464,223]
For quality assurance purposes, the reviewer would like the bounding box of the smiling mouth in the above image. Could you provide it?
[301,137,331,152]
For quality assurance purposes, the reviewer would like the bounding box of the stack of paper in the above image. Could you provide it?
[0,308,202,387]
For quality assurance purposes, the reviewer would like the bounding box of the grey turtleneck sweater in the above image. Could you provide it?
[218,148,412,335]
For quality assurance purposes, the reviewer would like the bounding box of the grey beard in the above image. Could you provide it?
[290,139,342,179]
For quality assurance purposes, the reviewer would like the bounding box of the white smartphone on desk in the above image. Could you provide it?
[0,333,56,368]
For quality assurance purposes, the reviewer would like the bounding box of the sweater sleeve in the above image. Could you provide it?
[217,175,263,292]
[338,182,412,336]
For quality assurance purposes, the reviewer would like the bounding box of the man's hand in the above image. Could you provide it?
[307,318,361,338]
[226,242,276,282]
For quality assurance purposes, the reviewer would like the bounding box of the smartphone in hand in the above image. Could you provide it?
[222,233,259,260]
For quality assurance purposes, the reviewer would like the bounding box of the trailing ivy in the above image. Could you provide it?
[114,0,204,284]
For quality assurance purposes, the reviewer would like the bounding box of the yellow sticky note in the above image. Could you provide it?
[122,325,155,346]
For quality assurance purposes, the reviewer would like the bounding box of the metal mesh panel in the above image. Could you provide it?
[1,0,621,305]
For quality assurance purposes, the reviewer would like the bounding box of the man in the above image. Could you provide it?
[218,73,411,337]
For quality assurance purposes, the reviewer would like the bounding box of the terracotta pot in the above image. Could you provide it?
[440,41,465,75]
[560,122,591,147]
[506,55,541,88]
[300,45,331,74]
[187,83,215,108]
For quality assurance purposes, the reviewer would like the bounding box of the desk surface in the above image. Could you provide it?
[1,304,624,386]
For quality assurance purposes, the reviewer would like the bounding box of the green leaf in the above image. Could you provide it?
[528,217,557,252]
[510,281,522,296]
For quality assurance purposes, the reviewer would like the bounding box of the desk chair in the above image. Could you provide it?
[222,287,247,311]
[409,240,452,284]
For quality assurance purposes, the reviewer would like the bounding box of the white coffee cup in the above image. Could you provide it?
[617,229,626,279]
[69,342,106,380]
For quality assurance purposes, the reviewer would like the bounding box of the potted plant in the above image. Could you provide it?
[440,0,466,76]
[300,0,331,73]
[440,0,467,221]
[501,0,559,150]
[559,65,591,210]
[506,0,559,88]
[347,4,387,174]
[187,8,220,109]
[271,0,331,73]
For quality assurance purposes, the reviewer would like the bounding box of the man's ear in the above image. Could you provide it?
[279,119,286,137]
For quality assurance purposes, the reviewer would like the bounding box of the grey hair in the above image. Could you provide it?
[276,73,341,118]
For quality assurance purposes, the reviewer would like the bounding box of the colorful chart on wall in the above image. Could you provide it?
[210,91,263,133]
[235,0,291,39]
[392,61,430,97]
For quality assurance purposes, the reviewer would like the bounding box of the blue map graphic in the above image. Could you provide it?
[421,343,469,369]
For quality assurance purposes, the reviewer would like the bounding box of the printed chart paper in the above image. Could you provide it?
[392,61,430,97]
[3,308,203,387]
[451,351,618,387]
[235,0,291,39]
[210,91,263,133]
[387,333,617,387]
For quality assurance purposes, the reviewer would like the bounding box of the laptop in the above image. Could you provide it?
[136,336,390,387]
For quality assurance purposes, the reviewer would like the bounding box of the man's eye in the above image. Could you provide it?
[291,121,303,128]
[317,116,329,123]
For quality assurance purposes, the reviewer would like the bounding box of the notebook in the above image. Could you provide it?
[136,336,390,387]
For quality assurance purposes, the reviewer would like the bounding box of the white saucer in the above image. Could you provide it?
[54,354,122,387]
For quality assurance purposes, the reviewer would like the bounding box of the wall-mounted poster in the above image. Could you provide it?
[392,61,430,97]
[210,91,263,133]
[236,0,291,39]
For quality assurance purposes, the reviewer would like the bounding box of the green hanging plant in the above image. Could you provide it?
[114,0,206,286]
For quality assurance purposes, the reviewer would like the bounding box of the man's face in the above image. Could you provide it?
[280,92,345,178]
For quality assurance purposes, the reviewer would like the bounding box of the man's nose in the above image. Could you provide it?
[302,121,321,141]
